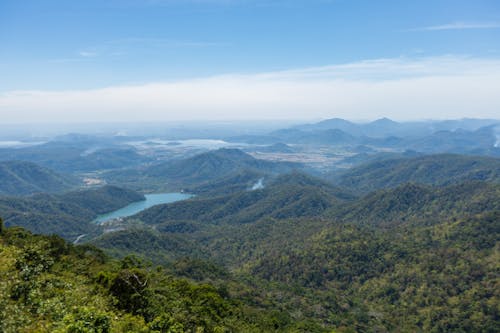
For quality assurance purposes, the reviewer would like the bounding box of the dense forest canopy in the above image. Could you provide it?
[0,121,499,332]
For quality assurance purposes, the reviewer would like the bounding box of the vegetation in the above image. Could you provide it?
[334,154,500,193]
[0,185,144,240]
[0,225,324,332]
[132,172,353,226]
[62,185,145,215]
[0,141,149,173]
[2,149,499,332]
[104,148,303,192]
[90,174,500,332]
[0,160,78,196]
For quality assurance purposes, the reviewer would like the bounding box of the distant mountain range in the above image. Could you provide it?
[294,117,499,137]
[0,140,149,173]
[226,118,500,156]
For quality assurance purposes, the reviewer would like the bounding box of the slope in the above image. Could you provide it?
[133,172,354,226]
[0,160,78,196]
[0,224,309,332]
[334,153,500,193]
[105,148,303,192]
[0,185,145,240]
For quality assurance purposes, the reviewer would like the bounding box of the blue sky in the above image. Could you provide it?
[1,0,500,121]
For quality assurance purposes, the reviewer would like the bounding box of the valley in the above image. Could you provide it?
[0,118,499,332]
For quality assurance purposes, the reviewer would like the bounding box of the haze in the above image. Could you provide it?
[1,0,500,122]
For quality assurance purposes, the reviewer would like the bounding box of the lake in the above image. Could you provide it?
[94,192,192,224]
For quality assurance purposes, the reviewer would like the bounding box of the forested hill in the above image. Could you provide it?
[0,224,307,332]
[0,160,78,196]
[333,153,500,193]
[104,148,304,192]
[62,185,145,214]
[0,186,144,239]
[1,149,499,332]
[90,177,500,332]
[145,148,302,183]
[335,181,500,227]
[133,172,354,226]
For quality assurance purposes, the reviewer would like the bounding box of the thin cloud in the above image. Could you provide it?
[79,51,98,57]
[103,37,225,48]
[75,38,225,59]
[411,21,500,31]
[2,56,500,123]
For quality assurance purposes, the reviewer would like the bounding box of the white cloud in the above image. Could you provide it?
[79,51,98,57]
[1,56,500,123]
[412,21,500,31]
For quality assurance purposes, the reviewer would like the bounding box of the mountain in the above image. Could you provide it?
[0,185,144,240]
[146,148,302,182]
[295,117,362,135]
[105,148,303,192]
[362,117,401,136]
[90,178,500,332]
[185,169,266,196]
[294,117,499,138]
[62,185,145,214]
[404,126,497,153]
[133,172,353,227]
[0,141,149,173]
[334,153,500,193]
[292,117,408,137]
[335,181,500,227]
[0,160,78,196]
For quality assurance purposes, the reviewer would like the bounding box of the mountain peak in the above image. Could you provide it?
[370,117,398,125]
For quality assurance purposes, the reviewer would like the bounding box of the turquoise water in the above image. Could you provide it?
[94,192,192,224]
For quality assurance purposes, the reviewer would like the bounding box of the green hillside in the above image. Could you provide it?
[0,186,144,240]
[0,141,149,173]
[62,185,145,214]
[104,148,303,192]
[334,154,500,193]
[1,153,499,332]
[0,223,308,333]
[133,172,353,226]
[0,160,78,196]
[89,177,500,332]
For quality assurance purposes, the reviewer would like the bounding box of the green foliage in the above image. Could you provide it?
[63,307,112,333]
[0,185,144,240]
[335,153,500,193]
[103,148,302,192]
[91,178,500,332]
[62,185,145,215]
[2,152,500,332]
[110,268,149,314]
[133,172,352,227]
[0,160,78,196]
[0,224,294,332]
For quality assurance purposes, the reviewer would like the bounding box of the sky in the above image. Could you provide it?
[1,0,500,122]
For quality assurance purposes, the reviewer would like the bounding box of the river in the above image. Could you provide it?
[93,192,192,224]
